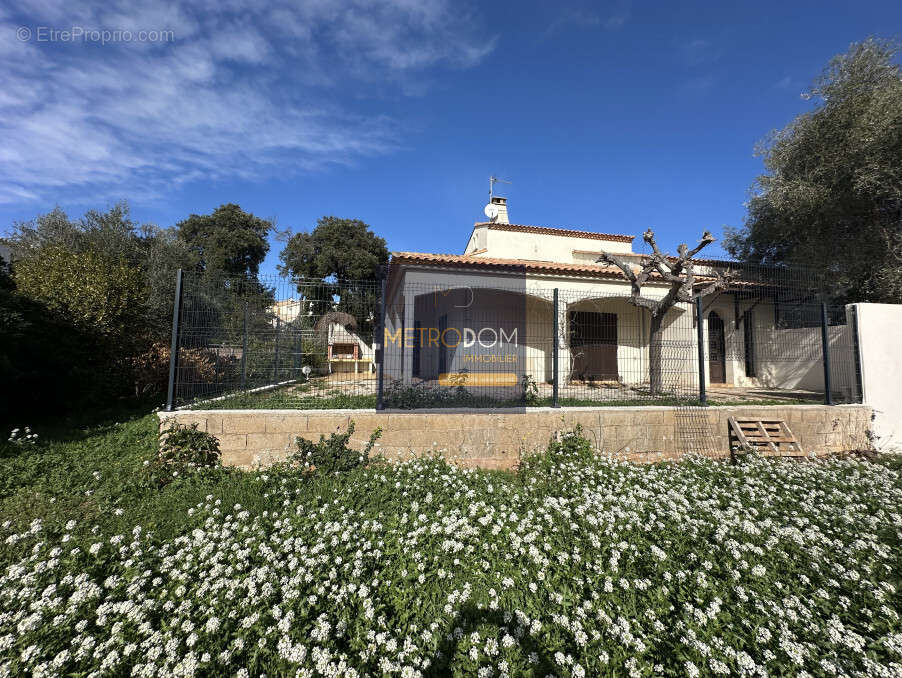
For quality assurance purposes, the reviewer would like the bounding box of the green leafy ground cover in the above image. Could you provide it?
[1,414,901,677]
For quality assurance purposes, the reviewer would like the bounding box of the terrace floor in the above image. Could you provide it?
[285,375,827,405]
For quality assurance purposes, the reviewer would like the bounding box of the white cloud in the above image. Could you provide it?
[681,74,716,93]
[544,1,631,37]
[676,38,721,67]
[604,0,631,31]
[0,0,494,205]
[775,75,795,90]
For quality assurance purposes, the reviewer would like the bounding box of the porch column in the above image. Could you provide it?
[401,290,416,384]
[821,302,833,406]
[695,295,707,405]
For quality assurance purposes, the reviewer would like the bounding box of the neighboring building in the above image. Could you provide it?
[384,196,857,398]
[268,300,375,375]
[323,321,376,374]
[271,298,304,324]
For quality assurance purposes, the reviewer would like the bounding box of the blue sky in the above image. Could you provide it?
[2,0,900,276]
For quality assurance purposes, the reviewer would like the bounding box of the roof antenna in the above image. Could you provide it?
[489,175,511,200]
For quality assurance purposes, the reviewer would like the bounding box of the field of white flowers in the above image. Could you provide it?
[2,428,902,677]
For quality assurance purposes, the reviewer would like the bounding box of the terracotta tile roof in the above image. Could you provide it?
[390,251,760,288]
[390,251,633,279]
[474,222,635,243]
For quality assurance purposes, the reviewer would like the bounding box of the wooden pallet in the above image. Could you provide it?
[728,417,804,457]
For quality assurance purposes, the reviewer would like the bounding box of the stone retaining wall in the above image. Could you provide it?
[158,405,872,469]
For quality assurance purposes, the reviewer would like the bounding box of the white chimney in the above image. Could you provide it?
[488,195,509,224]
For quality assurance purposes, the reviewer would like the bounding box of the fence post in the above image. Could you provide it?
[695,295,707,406]
[849,304,863,403]
[165,269,184,412]
[273,316,281,384]
[240,301,249,391]
[821,301,834,405]
[552,288,560,408]
[376,278,387,410]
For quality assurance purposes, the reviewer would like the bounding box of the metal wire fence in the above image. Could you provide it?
[166,267,862,410]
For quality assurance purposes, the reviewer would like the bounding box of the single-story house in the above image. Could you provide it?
[383,196,858,399]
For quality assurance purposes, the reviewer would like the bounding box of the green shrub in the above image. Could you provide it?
[521,373,539,405]
[383,380,478,409]
[150,422,222,486]
[13,245,146,336]
[300,337,327,370]
[289,421,382,474]
[546,424,595,459]
[0,287,118,423]
[520,424,596,475]
[131,342,219,397]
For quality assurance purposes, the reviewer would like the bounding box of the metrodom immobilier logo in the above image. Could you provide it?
[384,325,521,386]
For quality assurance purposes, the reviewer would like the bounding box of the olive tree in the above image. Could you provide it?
[725,38,902,302]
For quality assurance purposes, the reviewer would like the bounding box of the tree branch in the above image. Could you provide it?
[627,295,664,313]
[595,251,636,283]
[683,230,716,261]
[595,228,727,314]
[643,229,666,258]
[597,251,663,311]
[694,267,733,298]
[652,260,682,283]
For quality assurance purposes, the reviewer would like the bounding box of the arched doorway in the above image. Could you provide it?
[708,311,726,384]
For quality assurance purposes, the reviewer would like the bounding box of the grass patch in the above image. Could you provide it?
[196,390,378,410]
[0,411,275,545]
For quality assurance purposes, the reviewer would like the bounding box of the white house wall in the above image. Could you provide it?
[699,298,856,397]
[473,228,633,262]
[848,303,902,451]
[524,295,553,383]
[754,325,853,393]
[521,275,697,391]
[386,266,855,398]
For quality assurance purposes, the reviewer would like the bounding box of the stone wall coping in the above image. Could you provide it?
[159,403,869,418]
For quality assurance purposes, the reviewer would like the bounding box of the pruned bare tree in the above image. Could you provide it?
[596,229,731,395]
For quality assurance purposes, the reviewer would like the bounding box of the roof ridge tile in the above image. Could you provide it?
[474,222,634,243]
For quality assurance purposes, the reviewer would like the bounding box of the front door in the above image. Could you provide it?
[708,311,726,383]
[569,311,618,380]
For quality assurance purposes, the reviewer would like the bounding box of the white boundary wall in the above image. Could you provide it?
[852,303,902,451]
